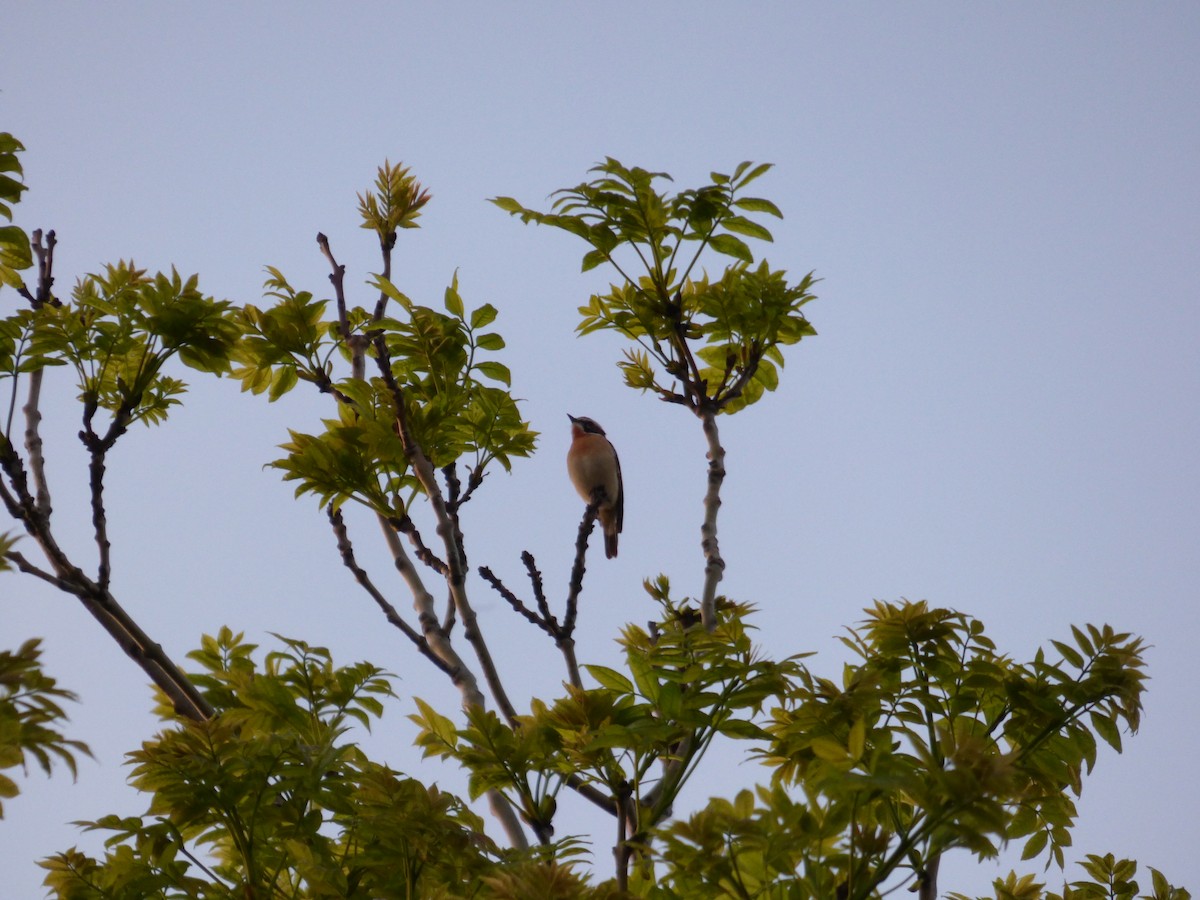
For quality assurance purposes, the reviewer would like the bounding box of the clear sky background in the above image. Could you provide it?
[3,4,1198,897]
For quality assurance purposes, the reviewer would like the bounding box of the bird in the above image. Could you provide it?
[566,414,624,558]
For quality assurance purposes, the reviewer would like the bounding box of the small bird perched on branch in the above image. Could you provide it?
[566,414,623,558]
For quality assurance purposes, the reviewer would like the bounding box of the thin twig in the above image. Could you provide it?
[564,501,600,636]
[390,514,449,576]
[458,463,486,507]
[26,229,59,308]
[371,225,395,323]
[316,233,350,341]
[479,565,551,633]
[6,551,75,591]
[522,551,554,631]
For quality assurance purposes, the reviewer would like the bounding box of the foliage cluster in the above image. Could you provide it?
[0,638,90,818]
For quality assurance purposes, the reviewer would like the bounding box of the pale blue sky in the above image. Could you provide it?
[3,4,1198,896]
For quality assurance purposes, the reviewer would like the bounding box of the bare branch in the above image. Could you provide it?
[390,514,449,577]
[28,229,59,308]
[698,410,726,632]
[85,442,114,591]
[372,227,394,323]
[0,438,34,521]
[564,500,601,636]
[328,506,453,676]
[6,550,74,591]
[522,551,553,631]
[917,854,940,900]
[316,232,351,341]
[22,368,52,519]
[10,544,212,721]
[5,416,211,721]
[479,564,551,633]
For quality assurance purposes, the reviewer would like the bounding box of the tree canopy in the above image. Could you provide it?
[0,132,1189,899]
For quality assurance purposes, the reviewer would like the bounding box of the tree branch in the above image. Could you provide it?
[84,442,114,591]
[479,564,552,633]
[522,551,554,630]
[316,232,350,341]
[564,500,600,638]
[327,506,453,676]
[698,409,726,632]
[390,513,449,577]
[28,228,59,308]
[371,335,519,727]
[310,230,528,850]
[22,369,52,519]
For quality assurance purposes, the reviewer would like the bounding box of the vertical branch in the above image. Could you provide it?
[917,854,940,900]
[316,233,350,340]
[315,227,526,849]
[79,402,135,594]
[85,445,114,591]
[19,229,58,517]
[614,783,640,894]
[28,228,59,307]
[563,501,599,637]
[372,227,395,321]
[22,369,51,518]
[698,409,727,632]
[371,335,519,726]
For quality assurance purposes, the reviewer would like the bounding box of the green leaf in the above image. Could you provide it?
[473,360,511,386]
[708,233,753,263]
[1051,639,1084,669]
[720,216,774,243]
[489,196,525,214]
[754,357,779,392]
[1071,623,1095,656]
[583,665,635,694]
[581,248,608,272]
[371,275,412,311]
[627,652,660,704]
[733,197,784,218]
[475,332,505,351]
[444,273,464,318]
[732,161,773,188]
[1090,710,1123,752]
[470,303,498,329]
[410,697,460,751]
[809,737,850,762]
[0,225,31,274]
[1021,828,1049,860]
[716,718,770,740]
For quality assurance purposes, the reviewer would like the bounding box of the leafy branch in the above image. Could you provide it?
[495,158,818,631]
[2,141,239,722]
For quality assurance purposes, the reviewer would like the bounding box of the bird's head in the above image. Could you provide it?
[568,414,606,436]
